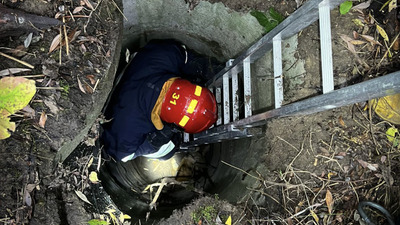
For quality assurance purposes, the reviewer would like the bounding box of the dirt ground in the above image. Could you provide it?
[0,0,121,224]
[0,0,399,224]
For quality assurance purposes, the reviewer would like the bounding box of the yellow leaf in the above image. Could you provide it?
[376,25,389,42]
[106,209,118,225]
[388,0,397,12]
[370,93,400,125]
[118,212,131,223]
[386,127,399,143]
[310,210,319,223]
[0,109,13,134]
[89,171,100,184]
[326,190,334,214]
[87,156,94,168]
[327,172,336,180]
[225,215,232,225]
[352,19,364,27]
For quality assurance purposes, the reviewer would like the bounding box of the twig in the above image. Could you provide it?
[59,25,62,65]
[368,101,380,154]
[222,161,300,189]
[36,87,64,90]
[62,16,69,56]
[0,52,34,69]
[221,160,262,181]
[149,178,167,210]
[21,74,45,78]
[286,203,322,220]
[315,155,345,172]
[93,79,100,92]
[67,10,75,22]
[247,187,281,205]
[378,32,400,66]
[97,146,103,172]
[110,0,128,21]
[277,136,300,152]
[65,15,90,18]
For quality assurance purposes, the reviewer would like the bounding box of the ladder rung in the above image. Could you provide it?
[243,57,252,118]
[215,87,222,125]
[231,73,239,121]
[273,35,284,108]
[223,74,230,124]
[319,1,334,93]
[225,59,239,122]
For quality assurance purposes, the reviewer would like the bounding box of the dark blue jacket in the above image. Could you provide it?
[102,40,186,161]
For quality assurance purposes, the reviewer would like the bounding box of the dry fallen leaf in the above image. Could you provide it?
[86,75,96,85]
[73,6,85,14]
[0,68,31,77]
[75,190,92,205]
[326,190,334,214]
[39,112,47,128]
[84,83,93,94]
[77,77,86,93]
[82,0,94,10]
[49,29,80,54]
[7,45,27,57]
[340,34,357,54]
[357,159,379,171]
[22,105,35,118]
[352,0,371,10]
[338,115,346,127]
[353,31,359,39]
[49,34,61,54]
[360,34,382,46]
[350,40,367,45]
[24,191,32,206]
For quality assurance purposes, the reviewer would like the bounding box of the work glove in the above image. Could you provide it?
[145,124,183,159]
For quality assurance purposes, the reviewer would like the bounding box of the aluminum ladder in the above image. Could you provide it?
[181,0,400,148]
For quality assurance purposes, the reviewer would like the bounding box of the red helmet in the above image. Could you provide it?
[160,79,217,134]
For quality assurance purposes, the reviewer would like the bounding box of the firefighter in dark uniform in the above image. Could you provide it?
[101,39,218,162]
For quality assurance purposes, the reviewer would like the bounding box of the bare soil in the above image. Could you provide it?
[0,0,121,224]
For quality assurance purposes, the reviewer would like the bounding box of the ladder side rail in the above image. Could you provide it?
[229,59,240,121]
[243,57,252,117]
[223,73,230,124]
[319,0,335,93]
[183,129,250,147]
[207,0,346,88]
[273,34,284,108]
[215,87,222,125]
[223,60,234,124]
[234,71,400,128]
[188,71,400,146]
